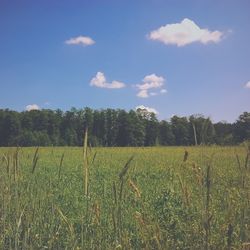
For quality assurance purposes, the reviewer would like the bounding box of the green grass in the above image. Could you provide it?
[0,146,249,249]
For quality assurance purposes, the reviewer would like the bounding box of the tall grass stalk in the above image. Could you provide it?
[83,127,88,196]
[31,147,39,174]
[204,163,212,250]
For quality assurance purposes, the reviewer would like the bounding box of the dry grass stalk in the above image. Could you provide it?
[183,150,189,162]
[204,163,212,250]
[55,206,74,237]
[91,152,97,165]
[31,147,39,174]
[192,162,203,186]
[178,175,190,206]
[112,181,117,206]
[83,128,88,196]
[235,148,249,189]
[92,201,100,225]
[134,211,145,227]
[242,242,250,250]
[227,223,233,250]
[134,211,162,250]
[2,154,10,175]
[58,152,64,180]
[119,155,134,181]
[128,179,141,198]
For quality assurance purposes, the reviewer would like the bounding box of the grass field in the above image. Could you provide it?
[0,146,249,249]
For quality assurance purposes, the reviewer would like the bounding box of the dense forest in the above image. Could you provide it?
[0,108,249,147]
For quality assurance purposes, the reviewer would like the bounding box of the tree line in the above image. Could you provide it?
[0,108,249,147]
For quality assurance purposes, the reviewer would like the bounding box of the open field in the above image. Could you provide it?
[0,146,249,249]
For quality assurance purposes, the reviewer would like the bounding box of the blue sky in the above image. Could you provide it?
[0,0,249,122]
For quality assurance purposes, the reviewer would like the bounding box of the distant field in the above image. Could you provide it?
[0,146,249,249]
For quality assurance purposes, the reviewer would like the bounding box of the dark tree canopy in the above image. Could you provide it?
[0,108,249,147]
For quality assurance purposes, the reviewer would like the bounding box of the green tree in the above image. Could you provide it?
[189,114,215,145]
[116,110,131,146]
[106,109,118,146]
[16,130,36,146]
[92,110,107,146]
[214,121,234,145]
[1,111,21,146]
[128,110,145,146]
[145,113,159,146]
[233,112,250,143]
[171,116,190,145]
[0,107,248,147]
[159,120,175,145]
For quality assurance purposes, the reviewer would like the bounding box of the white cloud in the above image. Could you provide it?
[245,81,250,88]
[137,90,149,98]
[148,18,223,47]
[135,105,159,115]
[90,72,126,89]
[136,74,165,98]
[65,36,95,46]
[137,74,165,90]
[26,104,40,111]
[160,89,167,93]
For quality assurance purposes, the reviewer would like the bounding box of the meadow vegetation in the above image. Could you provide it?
[0,144,249,249]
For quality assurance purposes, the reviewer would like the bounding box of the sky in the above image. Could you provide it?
[0,0,249,122]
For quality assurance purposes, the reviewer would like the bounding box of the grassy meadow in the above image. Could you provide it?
[0,145,249,249]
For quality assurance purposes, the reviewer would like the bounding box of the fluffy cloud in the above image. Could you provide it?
[245,81,250,88]
[135,105,159,115]
[148,18,223,47]
[136,74,166,98]
[65,36,95,46]
[90,72,126,89]
[137,89,149,98]
[26,104,40,111]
